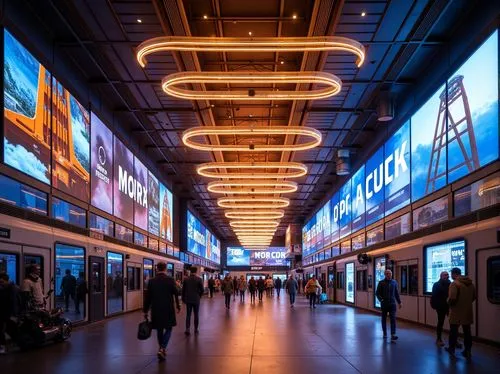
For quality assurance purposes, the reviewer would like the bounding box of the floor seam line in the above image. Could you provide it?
[248,301,259,374]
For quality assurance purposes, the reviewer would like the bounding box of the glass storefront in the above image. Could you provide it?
[106,252,123,315]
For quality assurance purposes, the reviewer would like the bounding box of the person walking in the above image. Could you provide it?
[286,275,298,308]
[208,276,215,298]
[238,276,247,303]
[182,267,204,336]
[274,277,282,298]
[60,269,77,312]
[375,269,402,341]
[305,275,321,309]
[0,272,19,354]
[233,276,238,300]
[143,262,181,361]
[431,271,451,347]
[257,276,265,302]
[75,272,88,314]
[445,267,476,359]
[248,276,257,303]
[222,275,234,309]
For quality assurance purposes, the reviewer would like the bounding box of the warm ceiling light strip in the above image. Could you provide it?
[225,210,285,219]
[234,229,277,233]
[136,36,365,68]
[161,71,342,101]
[230,220,279,227]
[217,196,290,209]
[207,180,297,195]
[197,162,307,179]
[183,126,321,152]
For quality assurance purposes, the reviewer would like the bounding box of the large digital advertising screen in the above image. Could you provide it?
[51,78,90,202]
[447,31,498,184]
[148,171,160,236]
[3,30,51,184]
[90,112,113,214]
[424,240,466,294]
[159,183,173,242]
[365,148,384,225]
[133,157,148,231]
[322,200,332,245]
[315,207,324,250]
[345,262,355,303]
[339,179,351,238]
[187,210,206,258]
[351,165,365,232]
[330,192,340,243]
[250,247,287,267]
[374,256,386,308]
[113,137,134,223]
[227,247,250,266]
[411,85,447,202]
[211,236,221,264]
[384,121,410,215]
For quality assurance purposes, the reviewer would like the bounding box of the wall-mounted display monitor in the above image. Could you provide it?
[113,137,134,224]
[90,112,113,214]
[365,148,384,225]
[339,179,351,238]
[51,78,90,201]
[345,262,355,303]
[3,30,52,184]
[424,239,466,294]
[227,247,250,266]
[148,171,160,236]
[187,210,206,258]
[226,247,288,267]
[159,183,173,242]
[351,165,365,232]
[133,157,148,231]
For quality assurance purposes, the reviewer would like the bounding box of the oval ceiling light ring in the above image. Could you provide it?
[136,36,365,68]
[162,71,342,101]
[230,221,280,228]
[217,197,290,209]
[207,180,298,195]
[197,162,307,180]
[225,210,285,220]
[183,126,322,152]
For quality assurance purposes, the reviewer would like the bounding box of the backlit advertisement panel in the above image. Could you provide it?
[384,121,410,215]
[351,165,365,232]
[365,148,384,225]
[339,180,351,238]
[51,78,90,201]
[3,30,51,184]
[227,247,250,266]
[411,85,447,201]
[159,183,173,242]
[90,112,113,214]
[113,137,134,223]
[374,256,386,308]
[447,31,498,183]
[322,199,332,245]
[187,210,206,257]
[205,230,212,260]
[211,236,221,264]
[330,192,340,243]
[133,157,148,230]
[148,171,160,236]
[226,247,288,267]
[424,240,466,293]
[316,207,324,250]
[345,262,355,303]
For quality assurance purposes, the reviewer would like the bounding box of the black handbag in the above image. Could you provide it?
[137,318,152,340]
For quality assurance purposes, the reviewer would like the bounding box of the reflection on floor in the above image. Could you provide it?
[2,293,499,374]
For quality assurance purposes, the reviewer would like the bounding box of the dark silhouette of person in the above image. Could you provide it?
[61,269,76,312]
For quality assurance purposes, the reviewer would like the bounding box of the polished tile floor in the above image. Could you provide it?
[2,293,499,374]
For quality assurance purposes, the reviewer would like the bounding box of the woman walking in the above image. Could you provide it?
[305,275,322,309]
[248,276,257,303]
[222,275,234,309]
[239,275,247,303]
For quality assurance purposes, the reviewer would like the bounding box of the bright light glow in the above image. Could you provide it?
[207,180,297,194]
[197,162,307,179]
[136,36,365,67]
[361,12,366,17]
[225,210,285,219]
[183,126,322,152]
[230,221,279,228]
[234,228,277,233]
[248,31,252,36]
[162,71,342,101]
[203,15,208,19]
[137,19,142,23]
[217,197,290,209]
[292,14,297,19]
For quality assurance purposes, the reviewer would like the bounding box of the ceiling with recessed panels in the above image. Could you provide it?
[33,0,476,243]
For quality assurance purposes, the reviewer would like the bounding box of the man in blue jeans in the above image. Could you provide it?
[144,262,181,361]
[376,269,402,341]
[182,267,204,335]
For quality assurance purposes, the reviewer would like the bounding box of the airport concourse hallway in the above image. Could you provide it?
[2,295,499,374]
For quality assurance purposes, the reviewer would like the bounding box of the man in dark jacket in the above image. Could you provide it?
[286,275,298,308]
[445,267,476,359]
[144,262,180,361]
[257,277,265,301]
[274,277,282,298]
[208,276,215,298]
[431,271,450,346]
[61,269,77,312]
[376,269,402,340]
[182,267,204,335]
[0,272,19,354]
